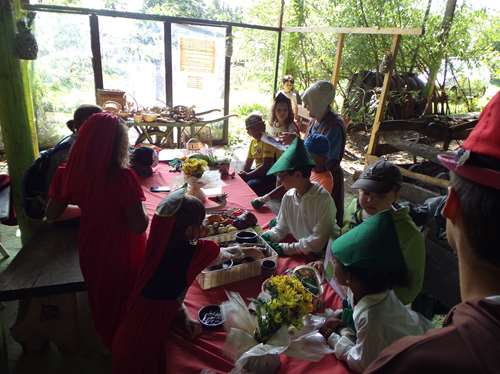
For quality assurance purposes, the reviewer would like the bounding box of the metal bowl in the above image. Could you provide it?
[198,304,224,328]
[235,230,258,244]
[207,259,233,272]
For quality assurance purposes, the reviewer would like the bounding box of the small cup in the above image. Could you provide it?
[261,259,277,277]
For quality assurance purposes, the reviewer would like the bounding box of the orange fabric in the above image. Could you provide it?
[311,170,334,194]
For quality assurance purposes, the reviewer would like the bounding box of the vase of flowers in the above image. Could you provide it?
[221,275,322,374]
[182,158,208,203]
[256,275,314,343]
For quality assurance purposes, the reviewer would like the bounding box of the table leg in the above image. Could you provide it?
[0,305,8,373]
[176,126,182,147]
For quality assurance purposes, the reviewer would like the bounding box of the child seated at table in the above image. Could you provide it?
[238,113,280,196]
[319,210,432,373]
[330,159,425,306]
[130,146,158,178]
[261,138,338,257]
[251,133,333,209]
[268,92,299,138]
[112,188,220,374]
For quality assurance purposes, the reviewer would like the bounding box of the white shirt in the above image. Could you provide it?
[327,290,433,373]
[264,182,338,255]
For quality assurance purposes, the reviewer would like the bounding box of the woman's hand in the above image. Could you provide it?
[238,170,249,181]
[184,317,203,340]
[279,132,297,145]
[178,304,202,340]
[319,317,344,338]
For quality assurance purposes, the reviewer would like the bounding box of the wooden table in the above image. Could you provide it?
[0,169,274,302]
[0,223,82,302]
[0,168,275,354]
[128,113,237,148]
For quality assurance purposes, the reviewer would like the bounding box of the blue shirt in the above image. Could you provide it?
[307,111,345,166]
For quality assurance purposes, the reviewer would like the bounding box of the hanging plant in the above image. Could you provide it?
[15,12,38,60]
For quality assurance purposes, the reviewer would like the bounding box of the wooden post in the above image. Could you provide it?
[89,14,103,97]
[272,0,285,96]
[330,33,345,90]
[0,0,40,243]
[164,21,173,108]
[367,34,401,156]
[222,25,232,145]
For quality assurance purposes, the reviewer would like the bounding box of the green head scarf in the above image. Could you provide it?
[332,210,406,272]
[267,138,315,175]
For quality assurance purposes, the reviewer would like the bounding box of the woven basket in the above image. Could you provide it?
[197,229,278,290]
[96,89,126,109]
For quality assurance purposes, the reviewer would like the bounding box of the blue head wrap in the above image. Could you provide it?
[305,133,330,156]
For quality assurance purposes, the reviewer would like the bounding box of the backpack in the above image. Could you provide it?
[22,135,73,219]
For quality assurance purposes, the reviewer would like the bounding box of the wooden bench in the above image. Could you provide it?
[0,224,85,353]
[0,224,83,301]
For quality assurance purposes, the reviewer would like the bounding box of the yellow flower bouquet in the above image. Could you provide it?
[221,275,334,374]
[182,158,208,202]
[255,275,313,343]
[181,158,207,178]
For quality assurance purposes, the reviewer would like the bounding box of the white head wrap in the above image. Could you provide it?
[301,80,335,120]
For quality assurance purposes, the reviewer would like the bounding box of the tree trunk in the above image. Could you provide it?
[0,0,41,243]
[423,0,457,114]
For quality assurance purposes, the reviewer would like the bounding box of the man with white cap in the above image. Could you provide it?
[366,91,500,373]
[302,81,346,226]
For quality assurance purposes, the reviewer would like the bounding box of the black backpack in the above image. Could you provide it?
[22,136,73,219]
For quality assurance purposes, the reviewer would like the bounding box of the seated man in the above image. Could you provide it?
[238,113,280,196]
[262,138,338,257]
[326,159,425,305]
[46,104,103,184]
[366,91,500,374]
[23,104,102,219]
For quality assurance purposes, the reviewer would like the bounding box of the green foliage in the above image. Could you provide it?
[234,103,269,120]
[281,0,499,113]
[226,120,247,149]
[144,0,244,22]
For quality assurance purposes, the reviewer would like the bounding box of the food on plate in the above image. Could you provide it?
[293,266,322,296]
[233,212,258,230]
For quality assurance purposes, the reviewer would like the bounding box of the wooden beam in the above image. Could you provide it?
[366,155,449,189]
[330,33,345,89]
[283,26,423,35]
[367,34,401,155]
[383,137,453,164]
[399,182,439,204]
[273,0,285,96]
[223,26,232,145]
[25,3,280,32]
[89,14,103,96]
[164,22,173,107]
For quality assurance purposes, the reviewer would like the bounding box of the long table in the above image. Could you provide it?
[0,163,349,373]
[143,165,348,373]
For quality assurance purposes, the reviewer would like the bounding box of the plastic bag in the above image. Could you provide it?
[221,291,335,373]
